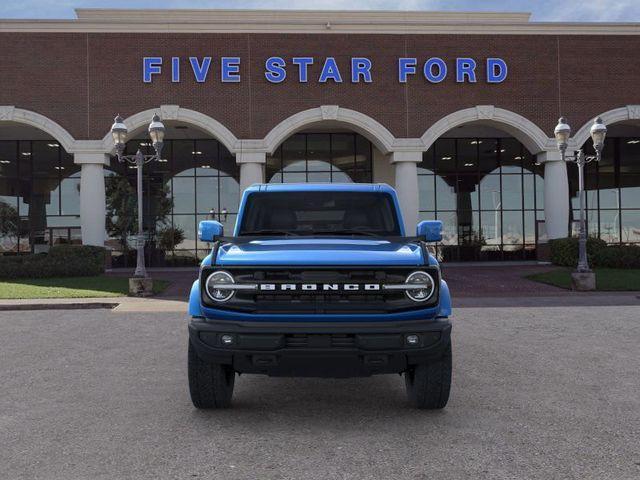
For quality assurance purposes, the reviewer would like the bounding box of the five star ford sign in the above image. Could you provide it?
[143,56,508,84]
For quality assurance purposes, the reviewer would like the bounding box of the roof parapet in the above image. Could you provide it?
[74,9,532,24]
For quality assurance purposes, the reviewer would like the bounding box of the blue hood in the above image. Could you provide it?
[216,238,424,266]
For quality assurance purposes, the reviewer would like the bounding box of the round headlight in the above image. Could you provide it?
[205,271,235,302]
[405,271,435,302]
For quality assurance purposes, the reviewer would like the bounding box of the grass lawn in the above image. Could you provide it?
[527,268,640,291]
[0,276,170,299]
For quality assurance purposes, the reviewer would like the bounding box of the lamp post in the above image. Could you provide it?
[553,116,607,287]
[110,114,165,282]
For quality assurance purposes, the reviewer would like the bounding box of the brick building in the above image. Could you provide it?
[1,9,639,264]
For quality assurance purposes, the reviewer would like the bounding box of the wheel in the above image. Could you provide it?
[404,340,452,409]
[188,340,235,409]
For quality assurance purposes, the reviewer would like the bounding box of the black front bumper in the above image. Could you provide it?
[189,318,452,378]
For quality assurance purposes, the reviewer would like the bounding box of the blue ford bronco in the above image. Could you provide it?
[188,183,452,409]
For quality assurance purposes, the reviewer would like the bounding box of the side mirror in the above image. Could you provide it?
[198,220,224,242]
[417,220,442,242]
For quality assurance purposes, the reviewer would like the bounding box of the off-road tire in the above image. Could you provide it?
[404,340,452,409]
[188,340,235,409]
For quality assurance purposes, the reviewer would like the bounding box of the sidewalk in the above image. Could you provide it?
[0,296,188,313]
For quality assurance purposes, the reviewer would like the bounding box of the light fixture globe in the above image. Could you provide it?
[148,113,165,143]
[590,116,607,154]
[110,115,128,151]
[554,117,571,153]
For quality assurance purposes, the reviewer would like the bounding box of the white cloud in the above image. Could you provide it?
[551,0,640,22]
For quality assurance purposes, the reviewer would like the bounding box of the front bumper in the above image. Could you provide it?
[189,317,452,378]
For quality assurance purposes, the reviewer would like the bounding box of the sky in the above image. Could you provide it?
[1,0,640,22]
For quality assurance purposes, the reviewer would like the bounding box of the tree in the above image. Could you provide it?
[0,201,21,250]
[105,175,173,252]
[157,226,185,252]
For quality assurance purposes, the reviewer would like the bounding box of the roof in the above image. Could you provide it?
[246,183,397,194]
[0,9,639,35]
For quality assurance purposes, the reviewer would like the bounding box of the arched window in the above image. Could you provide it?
[0,139,79,253]
[569,135,640,244]
[266,133,373,184]
[107,138,239,267]
[418,137,544,261]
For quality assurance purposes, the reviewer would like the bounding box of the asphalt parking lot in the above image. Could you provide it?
[1,306,639,480]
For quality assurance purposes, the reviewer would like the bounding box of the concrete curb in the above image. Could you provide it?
[0,295,188,313]
[0,302,119,312]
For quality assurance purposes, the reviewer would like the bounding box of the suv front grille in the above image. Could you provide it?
[201,266,439,314]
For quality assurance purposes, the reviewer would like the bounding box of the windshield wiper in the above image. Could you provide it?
[240,229,300,236]
[313,229,381,237]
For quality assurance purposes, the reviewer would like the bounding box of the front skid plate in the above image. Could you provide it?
[188,318,451,377]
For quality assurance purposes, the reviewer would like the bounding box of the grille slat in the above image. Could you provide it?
[284,334,357,348]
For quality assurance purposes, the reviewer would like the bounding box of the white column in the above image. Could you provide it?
[391,151,421,235]
[237,151,266,192]
[75,152,109,246]
[539,151,569,239]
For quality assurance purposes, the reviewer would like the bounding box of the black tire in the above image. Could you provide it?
[188,340,235,409]
[404,340,452,409]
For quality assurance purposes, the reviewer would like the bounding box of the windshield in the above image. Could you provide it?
[238,191,402,237]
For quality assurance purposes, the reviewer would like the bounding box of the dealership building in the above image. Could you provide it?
[1,9,640,265]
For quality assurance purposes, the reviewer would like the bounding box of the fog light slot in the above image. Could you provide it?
[220,334,235,346]
[405,334,420,346]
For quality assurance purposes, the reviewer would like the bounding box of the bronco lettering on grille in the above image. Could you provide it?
[258,283,381,292]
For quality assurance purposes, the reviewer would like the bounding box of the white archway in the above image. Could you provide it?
[572,105,640,148]
[100,105,239,154]
[0,106,76,153]
[420,105,553,154]
[263,105,397,155]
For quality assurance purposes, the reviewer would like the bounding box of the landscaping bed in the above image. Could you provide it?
[0,276,169,299]
[527,268,640,291]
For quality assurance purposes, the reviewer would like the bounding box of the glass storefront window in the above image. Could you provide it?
[502,211,524,246]
[620,182,640,209]
[478,139,499,173]
[307,133,331,171]
[105,138,240,267]
[599,210,620,243]
[568,136,640,245]
[266,132,373,184]
[621,210,640,243]
[419,136,545,260]
[0,140,78,254]
[523,174,536,210]
[433,176,455,211]
[500,138,523,174]
[524,210,536,245]
[434,139,456,175]
[501,175,523,211]
[282,135,306,173]
[0,141,18,177]
[479,175,501,211]
[418,174,435,211]
[60,174,81,216]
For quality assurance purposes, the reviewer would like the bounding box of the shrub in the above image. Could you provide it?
[593,245,640,269]
[0,245,106,279]
[550,237,640,269]
[549,237,607,267]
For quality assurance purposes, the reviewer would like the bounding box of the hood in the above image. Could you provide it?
[216,238,424,266]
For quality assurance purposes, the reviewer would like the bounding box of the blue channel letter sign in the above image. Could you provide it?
[142,56,508,84]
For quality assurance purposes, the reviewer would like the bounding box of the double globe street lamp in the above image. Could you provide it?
[110,114,165,294]
[553,116,607,289]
